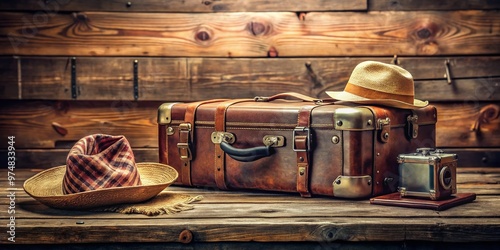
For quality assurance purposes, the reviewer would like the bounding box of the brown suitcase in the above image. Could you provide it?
[158,93,436,198]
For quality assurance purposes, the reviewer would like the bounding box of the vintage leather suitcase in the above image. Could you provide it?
[158,93,436,198]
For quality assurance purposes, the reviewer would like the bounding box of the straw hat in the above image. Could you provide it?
[24,134,179,210]
[326,61,428,109]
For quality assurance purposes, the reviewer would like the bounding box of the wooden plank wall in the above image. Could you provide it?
[0,0,499,168]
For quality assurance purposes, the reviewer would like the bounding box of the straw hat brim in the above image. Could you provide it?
[326,91,428,109]
[23,163,178,210]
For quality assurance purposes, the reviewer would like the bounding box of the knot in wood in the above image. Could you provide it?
[267,46,278,57]
[414,21,439,40]
[417,28,432,39]
[478,104,500,123]
[248,21,266,36]
[419,41,439,55]
[72,12,89,23]
[179,229,193,244]
[195,31,211,42]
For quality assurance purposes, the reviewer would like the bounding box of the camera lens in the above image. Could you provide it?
[439,166,453,190]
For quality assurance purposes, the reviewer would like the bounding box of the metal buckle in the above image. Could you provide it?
[179,123,192,131]
[177,123,192,160]
[177,142,192,160]
[293,127,310,152]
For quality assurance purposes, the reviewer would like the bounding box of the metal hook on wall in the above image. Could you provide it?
[444,59,452,85]
[391,55,399,65]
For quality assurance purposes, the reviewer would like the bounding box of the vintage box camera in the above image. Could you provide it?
[397,148,457,200]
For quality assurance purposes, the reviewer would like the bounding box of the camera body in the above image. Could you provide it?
[397,148,457,200]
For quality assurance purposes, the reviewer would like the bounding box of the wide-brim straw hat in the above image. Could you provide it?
[24,162,178,210]
[326,61,428,109]
[24,134,179,211]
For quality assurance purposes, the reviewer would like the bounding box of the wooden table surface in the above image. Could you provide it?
[1,167,499,249]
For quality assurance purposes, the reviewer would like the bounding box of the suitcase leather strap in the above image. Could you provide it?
[214,99,254,190]
[179,99,226,186]
[295,104,318,197]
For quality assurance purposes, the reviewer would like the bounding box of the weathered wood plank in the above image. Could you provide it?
[19,57,189,100]
[0,101,161,148]
[2,167,499,244]
[0,56,18,99]
[457,173,500,185]
[445,149,500,168]
[2,242,498,250]
[458,167,500,174]
[0,11,498,57]
[2,193,498,219]
[0,0,367,12]
[2,56,499,100]
[2,217,498,244]
[415,78,500,102]
[370,0,500,11]
[434,103,500,148]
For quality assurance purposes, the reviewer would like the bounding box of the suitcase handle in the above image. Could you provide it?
[255,92,320,102]
[220,141,272,162]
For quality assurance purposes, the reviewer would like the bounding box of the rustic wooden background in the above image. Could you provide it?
[0,0,499,168]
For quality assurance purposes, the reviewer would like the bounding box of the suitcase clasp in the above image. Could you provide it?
[406,112,419,139]
[263,135,285,147]
[211,132,235,144]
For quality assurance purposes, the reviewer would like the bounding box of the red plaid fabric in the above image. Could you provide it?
[63,134,142,194]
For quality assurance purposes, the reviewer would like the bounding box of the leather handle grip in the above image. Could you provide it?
[255,92,319,102]
[220,141,272,162]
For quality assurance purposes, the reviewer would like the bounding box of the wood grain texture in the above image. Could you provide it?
[0,56,18,99]
[3,217,498,243]
[18,57,189,100]
[0,0,367,12]
[442,149,500,168]
[434,103,500,148]
[2,56,499,100]
[0,11,499,57]
[415,77,500,102]
[0,168,499,244]
[370,0,500,11]
[0,100,161,148]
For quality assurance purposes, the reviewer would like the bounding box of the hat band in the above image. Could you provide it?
[345,83,414,104]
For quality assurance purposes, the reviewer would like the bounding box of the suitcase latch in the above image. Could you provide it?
[406,113,419,139]
[211,132,235,144]
[377,117,391,143]
[263,135,285,147]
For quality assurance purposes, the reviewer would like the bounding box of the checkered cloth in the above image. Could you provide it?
[63,134,142,194]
